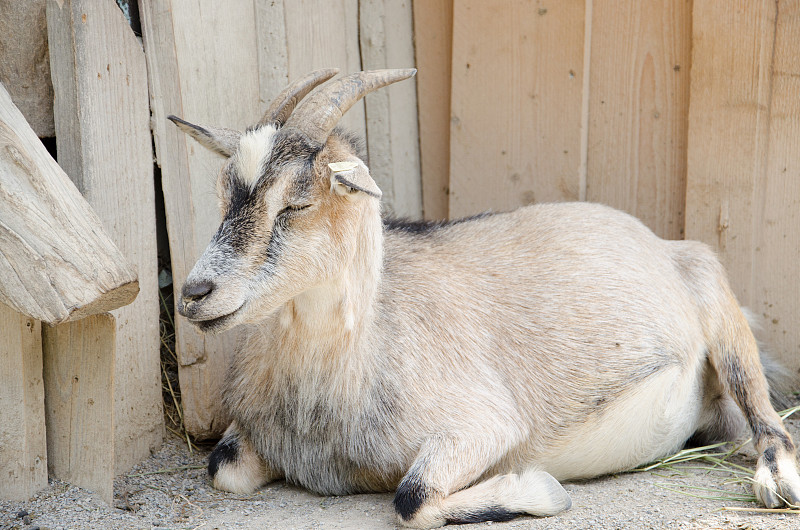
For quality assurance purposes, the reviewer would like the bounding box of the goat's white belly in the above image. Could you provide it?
[533,364,704,481]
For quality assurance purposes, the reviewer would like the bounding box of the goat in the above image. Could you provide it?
[170,69,800,528]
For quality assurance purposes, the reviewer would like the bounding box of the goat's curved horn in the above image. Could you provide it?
[259,68,340,127]
[284,69,416,145]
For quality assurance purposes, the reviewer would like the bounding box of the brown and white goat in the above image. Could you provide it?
[170,69,800,528]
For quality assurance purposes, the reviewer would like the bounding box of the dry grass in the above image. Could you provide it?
[159,286,197,453]
[632,405,800,513]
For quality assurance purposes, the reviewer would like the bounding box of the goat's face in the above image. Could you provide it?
[178,128,376,332]
[170,69,413,333]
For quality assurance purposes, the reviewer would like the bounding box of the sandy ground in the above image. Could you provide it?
[2,418,799,530]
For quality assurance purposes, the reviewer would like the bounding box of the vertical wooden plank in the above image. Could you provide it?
[757,0,800,376]
[46,0,163,471]
[585,0,691,240]
[0,303,47,501]
[255,0,290,108]
[449,0,585,218]
[42,314,115,504]
[359,0,421,217]
[140,0,260,438]
[687,0,800,375]
[283,0,366,139]
[413,0,453,220]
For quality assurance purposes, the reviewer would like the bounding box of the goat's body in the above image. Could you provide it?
[173,70,799,528]
[223,203,733,494]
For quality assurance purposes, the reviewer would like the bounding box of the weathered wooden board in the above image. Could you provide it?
[413,0,453,220]
[449,0,585,218]
[0,83,138,324]
[359,0,421,217]
[0,303,47,501]
[42,314,115,504]
[585,0,691,240]
[0,0,54,137]
[46,0,162,473]
[140,0,263,438]
[686,0,800,375]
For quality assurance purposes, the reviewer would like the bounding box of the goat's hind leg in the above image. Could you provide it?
[394,434,571,528]
[209,421,277,494]
[710,297,800,507]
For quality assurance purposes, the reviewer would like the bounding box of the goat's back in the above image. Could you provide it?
[378,202,718,462]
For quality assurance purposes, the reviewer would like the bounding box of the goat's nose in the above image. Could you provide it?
[182,279,214,302]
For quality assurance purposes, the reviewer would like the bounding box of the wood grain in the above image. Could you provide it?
[46,0,163,472]
[0,83,138,324]
[42,313,115,504]
[686,0,800,375]
[359,0,421,217]
[0,0,54,137]
[449,0,585,218]
[585,0,691,240]
[283,0,366,139]
[0,303,47,501]
[413,0,453,220]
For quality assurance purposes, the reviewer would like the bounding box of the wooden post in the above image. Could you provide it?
[0,303,47,501]
[0,83,138,323]
[42,314,116,504]
[46,0,163,472]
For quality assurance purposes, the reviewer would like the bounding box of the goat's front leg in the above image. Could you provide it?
[208,422,280,494]
[394,433,571,529]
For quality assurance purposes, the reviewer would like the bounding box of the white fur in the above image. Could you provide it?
[235,125,277,189]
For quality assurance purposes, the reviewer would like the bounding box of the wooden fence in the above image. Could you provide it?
[416,0,800,381]
[1,0,797,451]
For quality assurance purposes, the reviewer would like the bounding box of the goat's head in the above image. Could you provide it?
[170,69,415,333]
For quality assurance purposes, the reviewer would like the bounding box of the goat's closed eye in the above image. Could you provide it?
[277,204,312,217]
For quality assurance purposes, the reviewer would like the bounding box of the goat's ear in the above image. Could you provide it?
[328,160,382,200]
[167,115,241,158]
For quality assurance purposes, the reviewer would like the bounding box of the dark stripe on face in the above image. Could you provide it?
[213,130,319,256]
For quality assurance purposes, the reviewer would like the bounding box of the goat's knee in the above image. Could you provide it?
[393,434,571,530]
[208,424,271,494]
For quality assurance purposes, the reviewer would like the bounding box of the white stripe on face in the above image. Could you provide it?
[235,125,278,190]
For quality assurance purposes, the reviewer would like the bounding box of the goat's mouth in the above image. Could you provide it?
[187,304,246,333]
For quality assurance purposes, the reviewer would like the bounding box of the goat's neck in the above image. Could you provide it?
[280,204,382,351]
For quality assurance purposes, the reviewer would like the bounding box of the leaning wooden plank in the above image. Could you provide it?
[0,0,54,137]
[686,0,800,375]
[413,0,453,220]
[0,83,138,324]
[0,303,47,501]
[359,0,422,217]
[42,313,115,504]
[46,0,162,473]
[449,0,585,218]
[139,0,262,438]
[585,0,691,240]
